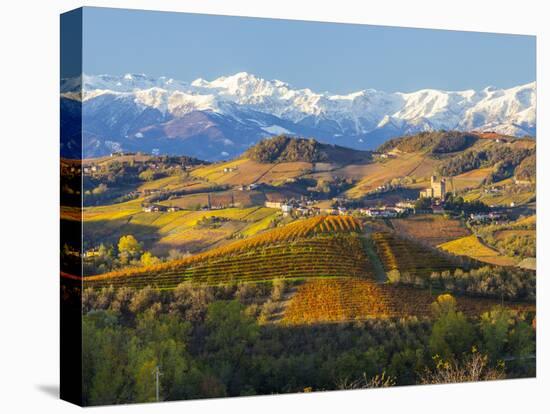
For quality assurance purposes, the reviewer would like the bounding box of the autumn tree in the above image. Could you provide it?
[140,251,160,267]
[118,235,142,264]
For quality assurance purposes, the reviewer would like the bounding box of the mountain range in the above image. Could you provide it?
[60,72,536,160]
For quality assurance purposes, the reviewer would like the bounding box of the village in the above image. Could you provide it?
[138,174,507,225]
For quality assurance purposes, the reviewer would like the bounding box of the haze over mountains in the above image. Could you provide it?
[61,72,536,160]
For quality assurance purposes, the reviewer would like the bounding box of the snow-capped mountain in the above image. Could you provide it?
[60,72,536,160]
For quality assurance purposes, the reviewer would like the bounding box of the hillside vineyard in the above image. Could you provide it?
[60,7,536,407]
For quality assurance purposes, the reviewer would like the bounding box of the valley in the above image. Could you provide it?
[62,131,535,316]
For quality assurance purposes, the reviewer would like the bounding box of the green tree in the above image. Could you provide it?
[132,310,195,401]
[507,318,536,376]
[429,294,475,360]
[205,300,259,394]
[83,311,132,405]
[480,306,512,363]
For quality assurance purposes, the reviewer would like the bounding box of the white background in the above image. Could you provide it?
[0,0,548,412]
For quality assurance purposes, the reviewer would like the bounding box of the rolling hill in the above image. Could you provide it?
[73,215,534,324]
[82,215,367,288]
[244,135,372,164]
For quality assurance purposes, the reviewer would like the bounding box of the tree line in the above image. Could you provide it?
[81,282,536,405]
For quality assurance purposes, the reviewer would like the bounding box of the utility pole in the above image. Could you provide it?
[153,365,162,402]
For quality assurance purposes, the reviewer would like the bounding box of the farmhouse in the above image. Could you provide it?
[142,204,168,213]
[469,212,504,223]
[82,165,98,174]
[396,201,415,210]
[377,152,395,159]
[514,178,532,186]
[265,201,283,209]
[296,207,311,216]
[361,207,399,218]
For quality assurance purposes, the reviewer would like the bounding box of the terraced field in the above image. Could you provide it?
[514,215,536,227]
[494,229,535,241]
[82,216,367,289]
[191,158,309,186]
[73,213,535,325]
[438,235,517,266]
[158,190,265,209]
[281,277,533,325]
[371,232,472,279]
[137,175,213,193]
[82,203,280,255]
[390,215,470,246]
[82,198,145,221]
[344,152,440,198]
[450,167,493,191]
[462,179,535,207]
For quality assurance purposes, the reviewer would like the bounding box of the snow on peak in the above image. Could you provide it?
[65,72,536,137]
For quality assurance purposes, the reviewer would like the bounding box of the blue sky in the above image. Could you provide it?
[80,7,535,93]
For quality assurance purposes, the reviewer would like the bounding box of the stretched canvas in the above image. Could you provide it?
[60,7,536,406]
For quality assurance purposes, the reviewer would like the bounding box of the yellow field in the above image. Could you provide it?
[82,153,153,165]
[240,210,280,236]
[191,158,310,186]
[438,235,516,266]
[463,179,535,207]
[344,152,440,198]
[512,215,536,228]
[82,199,144,221]
[450,167,493,191]
[83,199,284,253]
[191,158,252,183]
[494,229,535,241]
[464,191,535,207]
[83,204,282,255]
[138,175,212,193]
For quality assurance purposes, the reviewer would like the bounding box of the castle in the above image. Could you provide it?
[420,176,447,199]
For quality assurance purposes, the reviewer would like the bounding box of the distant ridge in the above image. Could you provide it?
[61,72,536,160]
